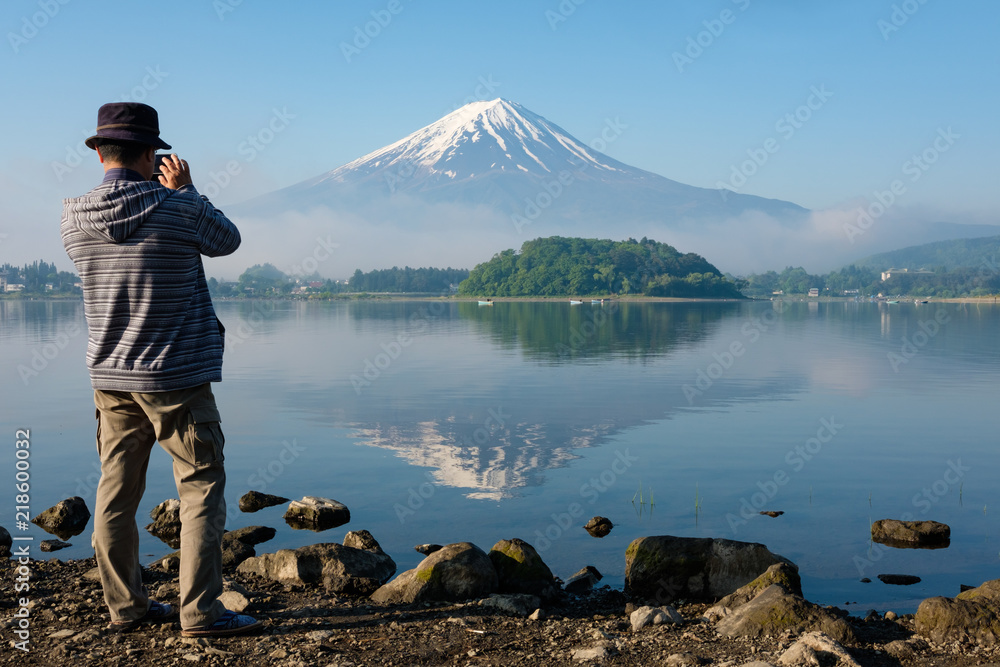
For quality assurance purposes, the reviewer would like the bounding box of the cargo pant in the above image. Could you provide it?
[93,383,227,630]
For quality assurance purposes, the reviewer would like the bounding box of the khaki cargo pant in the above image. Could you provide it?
[93,383,227,629]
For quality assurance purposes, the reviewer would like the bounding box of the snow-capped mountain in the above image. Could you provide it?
[221,99,821,276]
[235,98,807,223]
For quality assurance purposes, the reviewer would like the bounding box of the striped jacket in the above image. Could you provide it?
[62,178,240,392]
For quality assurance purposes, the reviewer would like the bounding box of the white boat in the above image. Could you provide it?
[478,299,493,306]
[569,300,583,305]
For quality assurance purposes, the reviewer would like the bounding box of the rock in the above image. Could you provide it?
[0,525,11,557]
[777,631,860,666]
[871,519,950,548]
[630,605,683,631]
[488,538,557,599]
[479,593,541,617]
[878,573,921,586]
[84,566,102,582]
[664,653,704,666]
[624,535,793,602]
[370,542,497,604]
[344,530,383,553]
[221,533,256,569]
[884,610,898,621]
[571,645,610,662]
[415,544,443,555]
[883,637,927,660]
[760,511,784,518]
[238,491,289,512]
[283,496,350,531]
[145,499,182,547]
[708,562,803,616]
[529,608,545,621]
[584,516,613,537]
[218,581,251,612]
[564,566,603,595]
[715,585,854,644]
[915,578,1000,645]
[237,541,395,596]
[31,496,91,540]
[40,539,72,552]
[226,525,276,546]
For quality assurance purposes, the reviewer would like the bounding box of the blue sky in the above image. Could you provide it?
[2,0,997,269]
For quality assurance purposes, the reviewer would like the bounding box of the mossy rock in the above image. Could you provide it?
[488,538,557,598]
[716,585,854,644]
[371,542,497,604]
[917,579,1000,646]
[624,535,791,602]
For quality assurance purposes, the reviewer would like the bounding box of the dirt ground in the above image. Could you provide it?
[2,557,997,666]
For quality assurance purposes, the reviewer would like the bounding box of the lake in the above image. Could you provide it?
[3,298,999,614]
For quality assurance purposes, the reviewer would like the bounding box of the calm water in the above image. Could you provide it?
[3,298,999,614]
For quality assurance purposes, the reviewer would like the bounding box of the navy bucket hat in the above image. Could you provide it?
[85,102,172,150]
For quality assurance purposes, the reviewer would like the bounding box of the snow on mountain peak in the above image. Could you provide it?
[319,98,624,188]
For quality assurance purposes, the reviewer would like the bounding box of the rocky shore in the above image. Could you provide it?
[9,499,1000,666]
[2,549,999,665]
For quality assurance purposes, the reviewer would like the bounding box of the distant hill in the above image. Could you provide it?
[853,235,1000,272]
[459,236,743,298]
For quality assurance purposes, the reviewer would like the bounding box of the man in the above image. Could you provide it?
[61,102,261,637]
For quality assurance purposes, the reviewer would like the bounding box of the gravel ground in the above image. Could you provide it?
[2,557,998,666]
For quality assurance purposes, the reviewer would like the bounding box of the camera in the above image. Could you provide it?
[151,153,169,181]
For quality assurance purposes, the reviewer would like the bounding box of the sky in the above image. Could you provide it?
[1,0,997,277]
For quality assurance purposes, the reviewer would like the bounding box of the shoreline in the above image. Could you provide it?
[1,556,988,666]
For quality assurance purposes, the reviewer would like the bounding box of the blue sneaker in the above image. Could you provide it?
[181,609,263,637]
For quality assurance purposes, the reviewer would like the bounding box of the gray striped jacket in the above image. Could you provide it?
[62,179,240,392]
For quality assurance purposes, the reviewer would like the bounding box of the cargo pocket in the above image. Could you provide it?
[184,405,225,467]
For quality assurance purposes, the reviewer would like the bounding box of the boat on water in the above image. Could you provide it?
[886,300,899,304]
[914,299,929,304]
[591,299,606,304]
[569,300,583,305]
[478,299,493,306]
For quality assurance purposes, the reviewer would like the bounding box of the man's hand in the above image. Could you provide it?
[158,154,193,190]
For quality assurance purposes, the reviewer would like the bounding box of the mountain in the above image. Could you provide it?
[218,99,991,278]
[221,99,812,277]
[853,233,1000,271]
[245,99,807,224]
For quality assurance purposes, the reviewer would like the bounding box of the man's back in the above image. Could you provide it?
[62,174,240,392]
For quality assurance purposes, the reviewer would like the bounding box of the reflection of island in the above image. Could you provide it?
[456,300,736,362]
[350,419,617,500]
